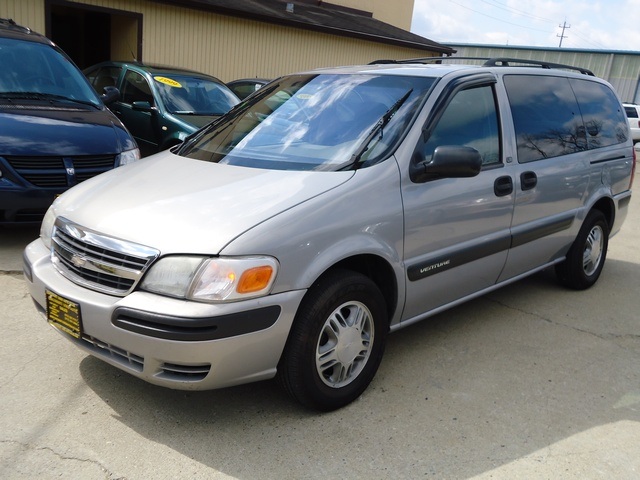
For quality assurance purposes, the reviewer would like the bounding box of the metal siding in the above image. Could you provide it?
[0,0,45,33]
[452,44,640,103]
[14,0,432,83]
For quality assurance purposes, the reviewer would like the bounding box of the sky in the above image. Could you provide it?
[411,0,640,51]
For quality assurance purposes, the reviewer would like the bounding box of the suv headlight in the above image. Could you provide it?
[117,147,140,166]
[140,256,279,303]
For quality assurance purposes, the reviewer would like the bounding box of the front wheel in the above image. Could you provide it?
[556,210,609,290]
[277,270,388,411]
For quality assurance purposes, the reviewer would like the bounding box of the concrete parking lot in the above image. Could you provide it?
[1,189,639,479]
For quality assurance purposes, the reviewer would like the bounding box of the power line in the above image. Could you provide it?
[447,0,551,34]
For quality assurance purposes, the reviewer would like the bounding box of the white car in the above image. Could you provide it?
[623,103,640,142]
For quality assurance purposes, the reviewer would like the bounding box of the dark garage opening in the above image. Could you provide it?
[46,0,142,70]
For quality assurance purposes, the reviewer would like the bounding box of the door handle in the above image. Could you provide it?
[494,176,513,197]
[521,171,537,190]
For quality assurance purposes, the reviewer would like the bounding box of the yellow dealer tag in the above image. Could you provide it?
[296,93,313,100]
[154,76,182,88]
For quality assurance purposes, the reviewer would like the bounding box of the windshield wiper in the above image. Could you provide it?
[337,88,413,171]
[0,92,99,108]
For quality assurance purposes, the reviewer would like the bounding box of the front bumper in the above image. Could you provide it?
[24,238,305,390]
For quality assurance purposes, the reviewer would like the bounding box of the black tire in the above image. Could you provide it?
[556,210,609,290]
[277,269,388,411]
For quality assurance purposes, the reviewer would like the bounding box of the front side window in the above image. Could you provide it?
[178,74,436,171]
[505,75,585,163]
[121,71,153,105]
[422,84,501,166]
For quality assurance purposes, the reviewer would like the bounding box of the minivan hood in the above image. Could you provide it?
[0,107,125,155]
[55,151,353,254]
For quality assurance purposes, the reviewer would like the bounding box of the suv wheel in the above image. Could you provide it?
[556,210,609,290]
[278,269,388,411]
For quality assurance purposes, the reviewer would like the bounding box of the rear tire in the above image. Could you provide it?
[556,210,609,290]
[278,269,388,411]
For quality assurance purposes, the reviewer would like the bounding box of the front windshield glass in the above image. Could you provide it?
[0,38,101,107]
[154,75,239,115]
[178,73,436,171]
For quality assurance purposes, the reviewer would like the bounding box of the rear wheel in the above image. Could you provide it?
[556,210,609,290]
[278,269,388,411]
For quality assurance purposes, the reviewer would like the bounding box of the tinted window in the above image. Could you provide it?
[86,66,121,93]
[624,106,638,118]
[121,71,153,105]
[570,78,628,148]
[504,75,585,163]
[423,85,501,166]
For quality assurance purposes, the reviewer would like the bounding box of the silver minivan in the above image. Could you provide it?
[24,58,635,411]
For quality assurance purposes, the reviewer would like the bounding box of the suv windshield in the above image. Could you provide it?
[154,75,239,115]
[178,73,435,171]
[0,38,101,107]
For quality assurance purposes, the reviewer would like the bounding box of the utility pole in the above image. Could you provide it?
[557,21,570,48]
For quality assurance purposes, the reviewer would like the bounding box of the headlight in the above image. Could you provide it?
[117,147,140,166]
[140,256,279,303]
[40,205,57,250]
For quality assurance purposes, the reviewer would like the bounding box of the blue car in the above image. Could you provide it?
[0,18,139,225]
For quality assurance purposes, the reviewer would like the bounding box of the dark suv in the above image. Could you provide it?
[84,62,239,157]
[0,18,139,225]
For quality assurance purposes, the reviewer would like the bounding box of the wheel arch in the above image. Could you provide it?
[589,196,615,233]
[313,254,399,325]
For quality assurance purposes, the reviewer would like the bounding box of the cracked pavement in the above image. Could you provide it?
[1,185,639,479]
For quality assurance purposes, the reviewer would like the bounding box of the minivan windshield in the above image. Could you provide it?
[178,74,435,171]
[0,38,101,108]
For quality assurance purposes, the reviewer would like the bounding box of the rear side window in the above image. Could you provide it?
[625,106,638,118]
[504,75,584,163]
[505,75,628,163]
[570,78,628,149]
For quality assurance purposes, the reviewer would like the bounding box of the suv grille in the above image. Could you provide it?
[5,155,117,187]
[51,217,159,296]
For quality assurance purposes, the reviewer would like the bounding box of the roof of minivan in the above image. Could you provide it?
[0,18,53,45]
[307,59,598,80]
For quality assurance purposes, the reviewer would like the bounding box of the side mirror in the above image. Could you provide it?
[410,145,483,183]
[101,86,120,105]
[132,101,155,112]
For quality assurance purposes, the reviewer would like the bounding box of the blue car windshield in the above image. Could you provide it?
[154,75,239,115]
[178,73,436,171]
[0,38,102,107]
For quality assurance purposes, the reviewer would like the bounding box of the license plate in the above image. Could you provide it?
[46,290,82,339]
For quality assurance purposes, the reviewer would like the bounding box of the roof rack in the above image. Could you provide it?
[368,56,595,76]
[0,17,32,34]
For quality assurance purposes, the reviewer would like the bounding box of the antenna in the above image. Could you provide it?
[557,20,570,48]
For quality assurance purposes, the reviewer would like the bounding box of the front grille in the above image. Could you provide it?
[82,334,144,372]
[51,217,159,296]
[5,154,117,187]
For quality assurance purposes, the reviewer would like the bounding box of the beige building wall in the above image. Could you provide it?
[0,0,45,33]
[1,0,432,82]
[333,0,414,30]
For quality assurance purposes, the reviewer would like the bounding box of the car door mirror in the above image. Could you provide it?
[411,145,482,183]
[101,86,120,105]
[132,101,155,112]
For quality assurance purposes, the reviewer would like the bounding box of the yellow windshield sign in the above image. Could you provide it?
[154,76,182,88]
